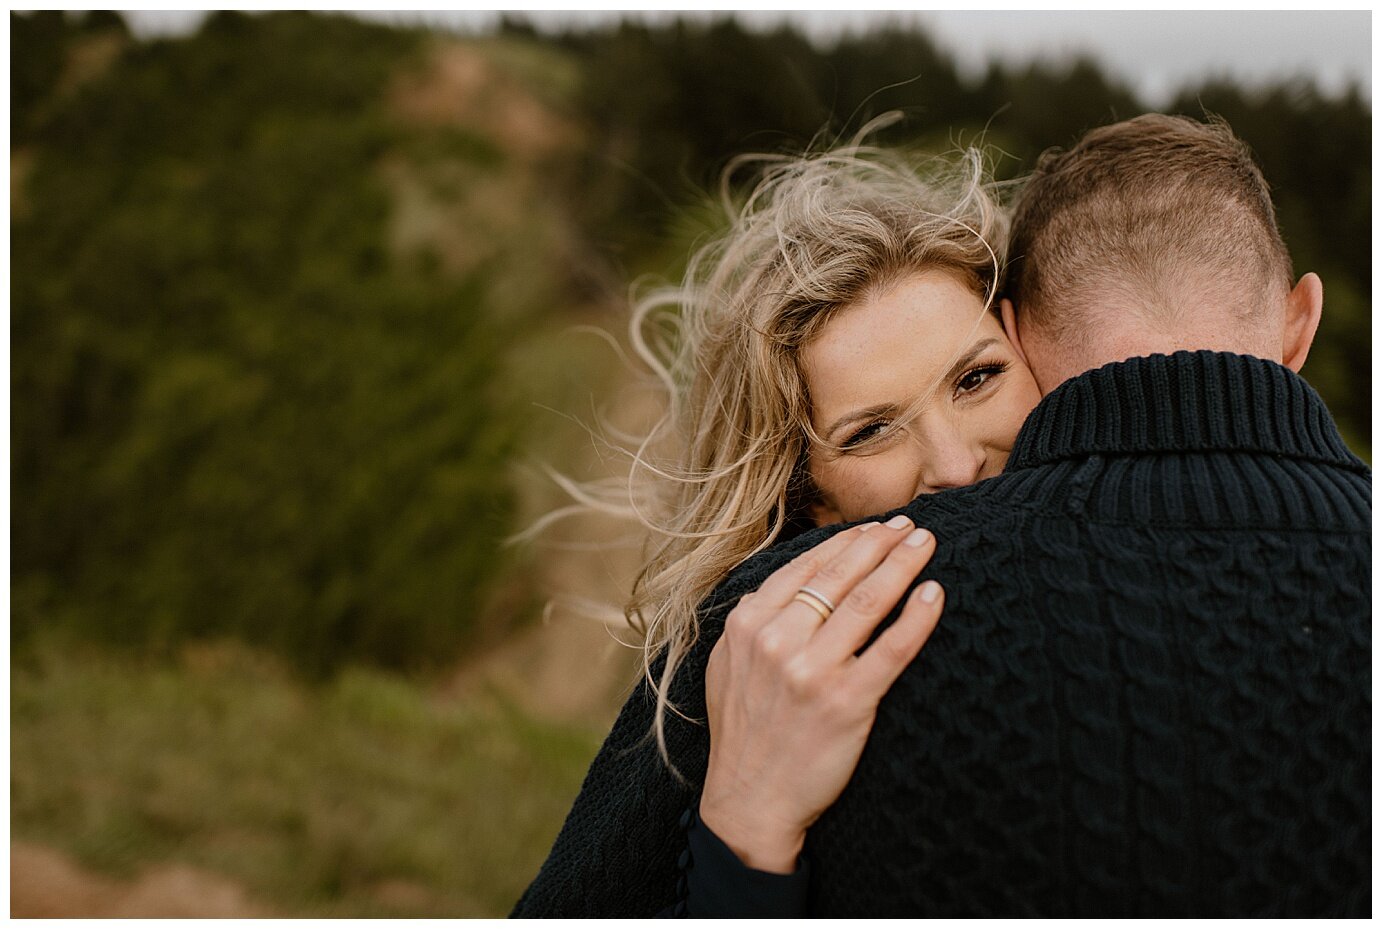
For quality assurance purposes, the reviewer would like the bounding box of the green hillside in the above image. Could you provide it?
[13,12,598,672]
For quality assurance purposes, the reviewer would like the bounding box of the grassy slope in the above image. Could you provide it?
[12,641,604,917]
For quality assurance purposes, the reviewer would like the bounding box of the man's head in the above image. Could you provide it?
[1000,113,1322,394]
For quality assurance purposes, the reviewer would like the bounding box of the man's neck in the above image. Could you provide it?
[1031,332,1281,397]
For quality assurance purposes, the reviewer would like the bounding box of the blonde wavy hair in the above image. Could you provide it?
[547,124,1008,760]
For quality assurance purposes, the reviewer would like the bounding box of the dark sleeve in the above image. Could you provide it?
[509,678,701,917]
[682,806,811,917]
[655,805,811,917]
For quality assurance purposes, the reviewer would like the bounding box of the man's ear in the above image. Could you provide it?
[1000,298,1030,369]
[1282,272,1323,373]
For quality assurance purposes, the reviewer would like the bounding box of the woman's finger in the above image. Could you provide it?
[720,523,873,642]
[766,515,919,632]
[809,525,936,660]
[850,579,944,700]
[751,521,877,609]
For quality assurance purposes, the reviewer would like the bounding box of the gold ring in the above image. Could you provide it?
[792,588,834,621]
[798,585,837,612]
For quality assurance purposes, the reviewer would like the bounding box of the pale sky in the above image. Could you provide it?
[120,10,1370,107]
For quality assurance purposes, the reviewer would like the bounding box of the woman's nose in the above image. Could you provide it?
[915,423,984,492]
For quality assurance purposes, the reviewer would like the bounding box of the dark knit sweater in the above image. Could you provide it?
[511,351,1371,917]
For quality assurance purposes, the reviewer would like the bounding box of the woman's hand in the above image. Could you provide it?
[698,514,944,873]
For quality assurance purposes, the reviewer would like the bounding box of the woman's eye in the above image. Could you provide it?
[842,420,890,449]
[956,363,1008,396]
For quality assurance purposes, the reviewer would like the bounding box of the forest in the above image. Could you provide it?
[10,10,1371,917]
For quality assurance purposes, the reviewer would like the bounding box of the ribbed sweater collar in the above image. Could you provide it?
[1007,351,1366,473]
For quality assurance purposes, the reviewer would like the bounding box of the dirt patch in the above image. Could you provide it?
[378,39,591,312]
[11,148,35,220]
[55,32,127,101]
[441,490,645,727]
[11,841,273,918]
[442,346,673,728]
[389,39,575,158]
[443,587,640,728]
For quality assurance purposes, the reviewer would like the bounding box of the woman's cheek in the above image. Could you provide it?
[844,456,916,519]
[818,460,865,522]
[986,378,1040,451]
[1005,369,1043,427]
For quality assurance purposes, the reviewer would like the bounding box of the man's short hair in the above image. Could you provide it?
[1005,114,1295,341]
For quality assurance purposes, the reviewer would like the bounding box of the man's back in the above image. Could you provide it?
[510,350,1368,918]
[804,351,1370,916]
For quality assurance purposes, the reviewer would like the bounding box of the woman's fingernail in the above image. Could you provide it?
[904,528,931,547]
[886,514,912,529]
[858,522,878,532]
[919,580,942,603]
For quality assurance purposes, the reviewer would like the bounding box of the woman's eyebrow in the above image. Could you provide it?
[943,337,999,384]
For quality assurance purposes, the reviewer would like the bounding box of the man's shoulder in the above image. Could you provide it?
[713,473,1042,615]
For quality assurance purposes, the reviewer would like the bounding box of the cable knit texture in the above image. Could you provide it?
[511,352,1371,917]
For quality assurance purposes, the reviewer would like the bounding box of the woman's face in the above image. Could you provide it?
[801,268,1041,526]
